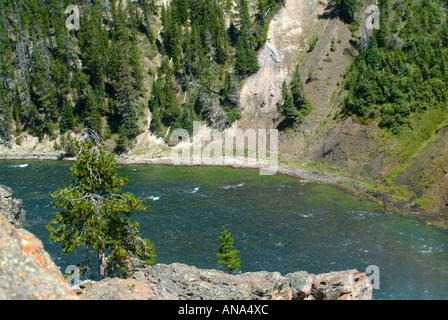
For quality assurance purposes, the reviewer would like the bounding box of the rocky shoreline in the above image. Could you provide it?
[0,153,348,185]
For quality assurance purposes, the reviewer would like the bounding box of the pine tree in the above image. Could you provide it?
[47,137,156,279]
[59,103,75,134]
[129,41,144,93]
[160,74,182,125]
[280,93,298,121]
[234,34,259,77]
[74,71,102,134]
[177,104,194,134]
[138,0,155,42]
[335,0,361,23]
[173,0,189,25]
[0,79,12,140]
[236,0,252,36]
[217,225,240,274]
[78,2,109,98]
[149,100,162,135]
[290,65,312,119]
[30,28,59,135]
[279,65,312,126]
[189,22,206,76]
[85,101,103,135]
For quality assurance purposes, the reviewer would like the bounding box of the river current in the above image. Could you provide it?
[1,160,448,300]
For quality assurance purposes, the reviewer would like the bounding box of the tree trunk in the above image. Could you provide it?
[98,248,107,279]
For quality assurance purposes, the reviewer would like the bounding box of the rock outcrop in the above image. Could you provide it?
[0,185,26,228]
[0,185,78,300]
[78,263,372,300]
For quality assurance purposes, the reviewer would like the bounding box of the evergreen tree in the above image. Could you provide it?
[236,0,252,36]
[234,34,259,77]
[47,137,156,279]
[78,2,109,98]
[217,225,240,274]
[30,28,59,131]
[290,65,312,119]
[0,0,287,149]
[0,79,12,140]
[335,0,361,23]
[279,65,312,127]
[160,74,182,125]
[74,71,102,134]
[149,100,162,134]
[138,0,155,42]
[173,0,189,25]
[59,103,75,134]
[280,92,296,120]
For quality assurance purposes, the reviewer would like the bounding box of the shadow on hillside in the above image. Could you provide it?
[318,0,339,20]
[276,118,296,131]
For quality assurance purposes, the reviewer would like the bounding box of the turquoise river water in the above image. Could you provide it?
[1,160,448,300]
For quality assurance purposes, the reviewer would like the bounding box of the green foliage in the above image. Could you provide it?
[47,138,156,279]
[342,0,448,134]
[217,226,240,274]
[59,103,75,134]
[254,0,285,47]
[0,0,145,144]
[336,0,361,23]
[330,37,336,52]
[235,34,260,77]
[1,0,285,145]
[308,36,318,52]
[278,65,312,128]
[0,79,12,140]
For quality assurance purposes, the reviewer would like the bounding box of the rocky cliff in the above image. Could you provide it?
[0,185,78,300]
[78,263,372,300]
[0,185,26,228]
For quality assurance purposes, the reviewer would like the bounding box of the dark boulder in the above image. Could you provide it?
[0,185,26,228]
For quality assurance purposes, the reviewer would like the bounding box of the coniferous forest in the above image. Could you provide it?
[0,0,285,153]
[342,0,448,134]
[2,0,448,152]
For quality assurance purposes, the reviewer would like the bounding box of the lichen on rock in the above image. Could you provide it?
[0,185,77,300]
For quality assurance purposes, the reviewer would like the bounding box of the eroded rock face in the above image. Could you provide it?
[0,185,26,228]
[309,270,373,300]
[79,263,372,300]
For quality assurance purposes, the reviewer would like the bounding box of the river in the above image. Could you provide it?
[1,160,448,300]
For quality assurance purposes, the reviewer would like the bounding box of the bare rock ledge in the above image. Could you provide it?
[78,263,372,300]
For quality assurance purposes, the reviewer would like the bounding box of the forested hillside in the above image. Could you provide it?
[342,0,448,133]
[0,0,285,153]
[2,0,448,217]
[323,0,448,216]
